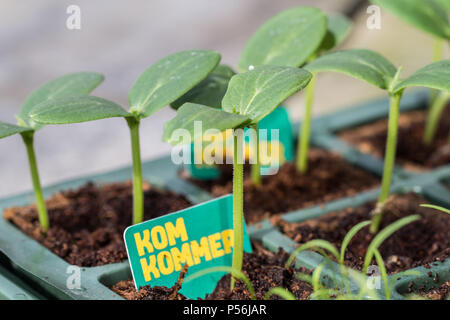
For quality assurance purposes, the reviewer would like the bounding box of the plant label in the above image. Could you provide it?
[124,194,252,299]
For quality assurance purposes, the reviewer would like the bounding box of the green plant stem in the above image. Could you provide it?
[231,131,244,289]
[21,132,49,231]
[370,92,403,233]
[423,91,449,145]
[296,73,316,173]
[250,123,261,186]
[127,117,144,225]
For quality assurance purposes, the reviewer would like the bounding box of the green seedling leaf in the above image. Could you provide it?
[163,103,250,145]
[222,65,312,124]
[30,96,130,124]
[305,49,397,90]
[339,220,371,264]
[421,204,450,214]
[19,72,104,129]
[370,0,450,39]
[319,13,352,52]
[363,214,421,273]
[129,50,221,118]
[285,239,340,268]
[394,60,450,93]
[435,0,450,12]
[238,7,327,72]
[0,121,30,139]
[170,64,236,110]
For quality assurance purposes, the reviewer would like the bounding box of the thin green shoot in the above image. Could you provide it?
[364,215,421,273]
[420,203,450,215]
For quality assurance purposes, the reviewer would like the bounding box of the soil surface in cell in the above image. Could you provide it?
[277,193,450,274]
[112,244,313,300]
[184,149,379,224]
[339,108,450,171]
[3,182,191,267]
[409,280,449,300]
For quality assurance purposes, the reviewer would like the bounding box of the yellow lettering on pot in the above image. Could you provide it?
[170,243,194,271]
[166,218,188,246]
[140,255,160,281]
[151,225,168,250]
[221,229,233,254]
[190,237,212,264]
[134,230,154,256]
[208,232,224,258]
[157,251,174,275]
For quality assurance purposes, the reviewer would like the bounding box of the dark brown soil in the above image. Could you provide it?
[412,280,449,300]
[339,108,450,171]
[112,265,189,300]
[186,149,379,224]
[277,193,450,274]
[112,244,313,300]
[3,182,191,267]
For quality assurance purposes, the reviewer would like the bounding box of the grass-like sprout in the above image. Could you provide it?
[285,214,420,299]
[30,50,221,225]
[164,65,312,287]
[420,203,450,214]
[363,214,421,272]
[0,72,104,231]
[370,0,450,144]
[306,50,450,232]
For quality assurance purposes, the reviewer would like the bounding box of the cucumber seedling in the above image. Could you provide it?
[30,50,221,225]
[174,7,330,185]
[295,13,352,173]
[164,65,312,284]
[305,50,450,232]
[370,0,450,144]
[0,72,104,231]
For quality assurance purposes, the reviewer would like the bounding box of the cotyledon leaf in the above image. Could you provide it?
[163,103,250,145]
[394,60,450,93]
[222,65,312,124]
[19,72,104,130]
[0,121,30,139]
[30,96,130,124]
[170,64,236,110]
[129,50,221,118]
[318,13,352,53]
[238,7,327,72]
[305,49,398,90]
[370,0,450,39]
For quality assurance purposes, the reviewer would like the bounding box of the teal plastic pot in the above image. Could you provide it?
[0,155,278,300]
[0,260,45,300]
[261,174,450,300]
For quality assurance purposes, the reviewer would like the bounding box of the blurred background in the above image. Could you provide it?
[0,0,448,197]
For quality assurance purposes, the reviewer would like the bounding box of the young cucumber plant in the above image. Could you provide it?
[30,50,221,225]
[0,72,104,231]
[173,7,333,184]
[296,13,352,174]
[371,0,450,144]
[163,65,312,284]
[241,8,355,180]
[305,50,450,233]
